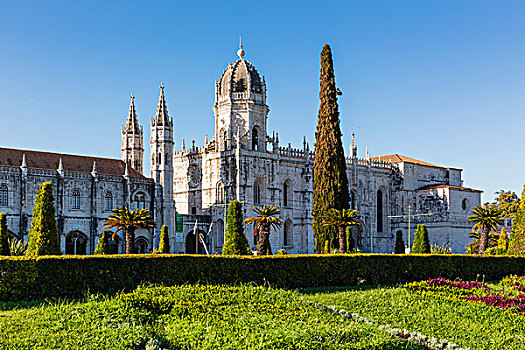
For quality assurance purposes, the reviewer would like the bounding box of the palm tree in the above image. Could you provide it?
[104,207,155,254]
[323,208,361,253]
[244,205,282,256]
[468,206,502,254]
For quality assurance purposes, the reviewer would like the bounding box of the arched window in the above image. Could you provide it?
[216,182,224,203]
[377,190,383,233]
[72,189,81,209]
[284,219,293,246]
[134,192,146,210]
[65,231,87,255]
[254,182,261,205]
[104,191,113,211]
[283,180,292,207]
[152,154,155,166]
[0,185,8,207]
[283,182,288,206]
[135,237,149,254]
[252,127,259,151]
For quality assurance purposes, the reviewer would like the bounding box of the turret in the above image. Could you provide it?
[121,93,144,174]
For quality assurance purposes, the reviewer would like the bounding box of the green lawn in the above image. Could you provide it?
[302,284,525,350]
[0,284,421,350]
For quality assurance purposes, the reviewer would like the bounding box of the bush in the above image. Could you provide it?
[3,254,525,302]
[26,182,61,256]
[430,244,452,254]
[394,231,404,254]
[158,225,170,254]
[484,247,507,256]
[94,231,111,255]
[8,238,27,256]
[276,249,287,255]
[0,213,9,256]
[412,224,430,254]
[222,201,251,256]
[498,228,509,252]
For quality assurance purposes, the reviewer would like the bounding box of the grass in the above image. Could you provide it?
[0,284,421,350]
[302,283,525,350]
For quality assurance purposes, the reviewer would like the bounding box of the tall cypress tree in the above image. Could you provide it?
[222,200,251,256]
[158,225,170,254]
[412,224,430,254]
[27,182,61,256]
[508,184,525,255]
[313,44,350,253]
[394,230,404,254]
[0,212,9,256]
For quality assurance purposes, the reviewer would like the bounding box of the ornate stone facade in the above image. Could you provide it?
[0,86,176,255]
[0,44,481,255]
[171,45,481,254]
[0,149,156,254]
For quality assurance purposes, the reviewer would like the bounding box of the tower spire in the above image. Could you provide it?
[154,83,170,125]
[121,92,144,174]
[125,93,140,133]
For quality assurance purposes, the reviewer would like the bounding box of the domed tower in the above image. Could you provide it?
[213,42,269,152]
[121,93,144,173]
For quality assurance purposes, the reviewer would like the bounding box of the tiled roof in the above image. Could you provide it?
[417,184,483,193]
[371,154,461,170]
[0,147,144,178]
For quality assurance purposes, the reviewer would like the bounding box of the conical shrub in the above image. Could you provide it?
[159,225,170,254]
[395,230,404,254]
[222,200,251,256]
[94,230,111,255]
[412,224,430,254]
[0,212,9,256]
[26,182,61,256]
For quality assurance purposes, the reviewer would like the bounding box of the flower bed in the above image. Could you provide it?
[406,276,525,314]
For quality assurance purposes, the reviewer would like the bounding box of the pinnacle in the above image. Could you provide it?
[154,83,170,126]
[125,93,141,134]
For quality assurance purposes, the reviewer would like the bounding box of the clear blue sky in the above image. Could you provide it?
[1,1,524,202]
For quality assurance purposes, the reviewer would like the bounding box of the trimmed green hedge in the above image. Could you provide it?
[1,254,525,301]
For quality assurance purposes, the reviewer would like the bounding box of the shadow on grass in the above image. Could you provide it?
[0,290,122,312]
[0,299,59,312]
[298,284,399,295]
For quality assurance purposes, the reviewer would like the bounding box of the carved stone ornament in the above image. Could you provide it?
[188,165,201,188]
